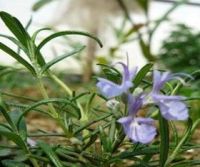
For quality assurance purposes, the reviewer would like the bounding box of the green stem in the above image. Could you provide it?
[30,157,40,167]
[159,112,169,167]
[37,78,58,118]
[37,78,70,136]
[164,119,192,167]
[49,73,72,95]
[49,73,86,121]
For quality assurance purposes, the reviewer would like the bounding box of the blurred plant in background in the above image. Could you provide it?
[32,0,142,82]
[31,0,191,82]
[0,0,200,166]
[158,24,200,120]
[159,24,200,73]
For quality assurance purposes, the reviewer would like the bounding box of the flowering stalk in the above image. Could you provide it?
[96,62,191,145]
[49,73,87,121]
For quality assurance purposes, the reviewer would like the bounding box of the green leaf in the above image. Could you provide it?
[0,65,17,77]
[36,30,103,53]
[0,34,28,54]
[32,0,54,11]
[40,45,85,74]
[132,63,153,90]
[0,148,12,157]
[32,27,51,42]
[109,117,116,143]
[17,98,80,127]
[0,98,17,132]
[150,0,188,37]
[159,112,169,167]
[109,145,159,163]
[172,160,200,167]
[38,141,63,167]
[136,0,149,14]
[85,93,96,114]
[0,123,12,131]
[74,113,112,135]
[9,110,27,141]
[0,42,36,75]
[0,11,31,48]
[1,160,27,167]
[0,130,27,151]
[139,38,156,61]
[17,17,33,55]
[164,119,193,167]
[99,126,112,152]
[97,63,121,82]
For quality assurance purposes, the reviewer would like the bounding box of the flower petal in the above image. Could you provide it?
[153,94,188,120]
[152,70,171,92]
[152,70,193,93]
[133,121,157,144]
[128,94,144,115]
[96,78,123,98]
[96,62,137,98]
[118,116,156,144]
[116,62,137,83]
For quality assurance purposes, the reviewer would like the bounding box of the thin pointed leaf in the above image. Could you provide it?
[9,111,27,141]
[132,63,153,90]
[139,38,156,61]
[40,45,85,74]
[0,130,27,151]
[136,0,149,14]
[150,0,188,37]
[0,11,31,48]
[17,98,80,127]
[0,34,28,54]
[0,42,36,75]
[159,112,169,167]
[17,16,33,54]
[38,141,63,167]
[0,123,13,131]
[0,98,17,132]
[165,119,193,167]
[32,0,54,11]
[36,30,103,53]
[32,27,51,42]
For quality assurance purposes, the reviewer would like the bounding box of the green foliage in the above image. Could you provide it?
[0,11,199,167]
[159,24,200,121]
[32,0,55,11]
[159,24,200,73]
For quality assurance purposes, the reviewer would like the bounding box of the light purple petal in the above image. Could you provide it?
[96,62,137,99]
[152,94,185,101]
[152,70,171,93]
[96,78,123,98]
[152,94,188,120]
[135,117,155,124]
[152,70,193,93]
[128,94,144,115]
[133,121,157,144]
[117,62,137,84]
[118,116,132,124]
[118,116,133,137]
[118,116,156,144]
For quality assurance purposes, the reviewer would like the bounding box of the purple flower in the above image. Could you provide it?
[118,94,157,144]
[97,63,137,99]
[152,94,188,120]
[151,70,189,120]
[152,70,192,93]
[127,93,144,115]
[118,116,156,144]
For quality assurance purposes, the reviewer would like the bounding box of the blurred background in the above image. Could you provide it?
[0,0,199,72]
[0,0,199,136]
[0,0,200,89]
